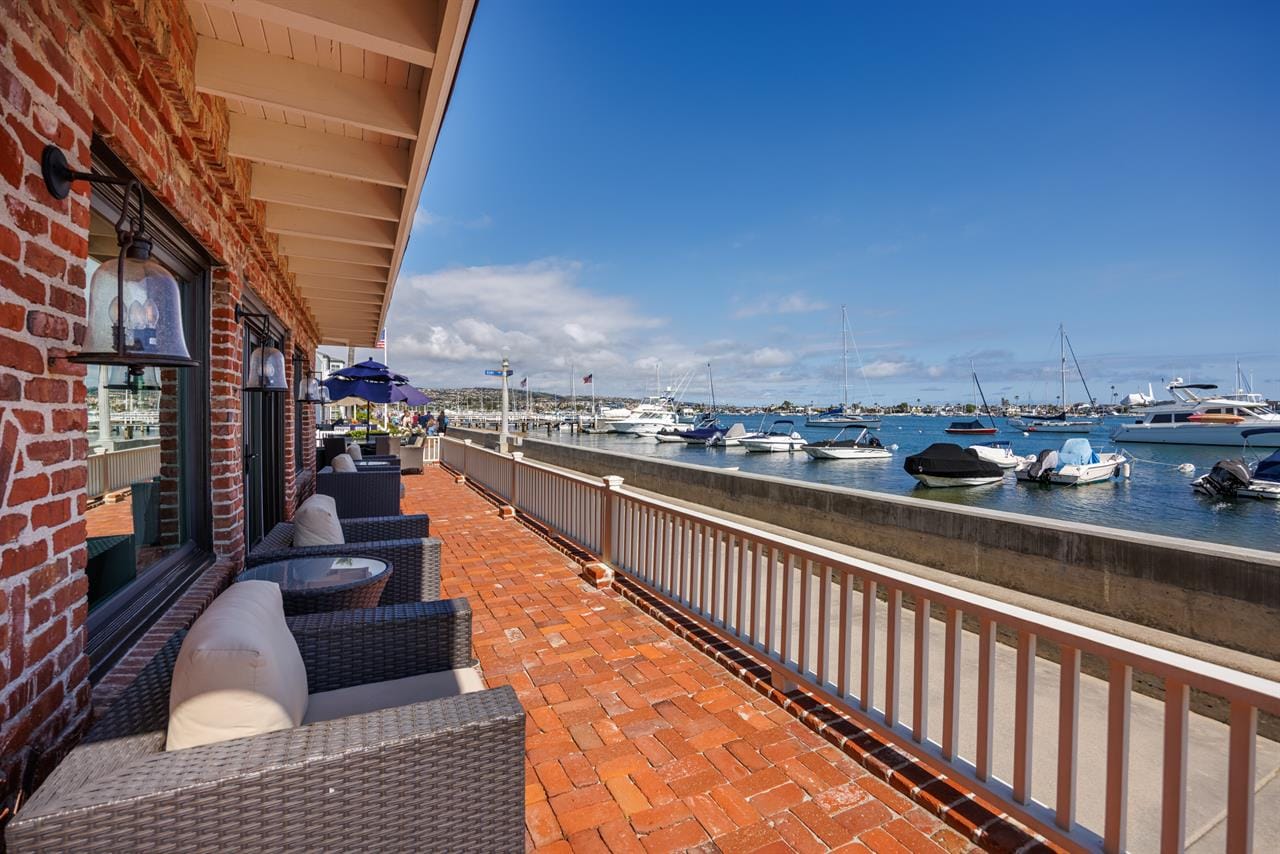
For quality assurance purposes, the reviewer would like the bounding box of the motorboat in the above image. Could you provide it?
[653,429,689,443]
[968,440,1023,469]
[1111,380,1280,447]
[903,443,1005,487]
[611,397,683,434]
[945,418,997,435]
[1191,428,1280,500]
[802,428,892,460]
[807,305,882,429]
[1016,438,1126,486]
[739,420,807,453]
[707,423,760,447]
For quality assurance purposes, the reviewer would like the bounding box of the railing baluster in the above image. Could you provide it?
[1013,630,1036,804]
[1226,700,1257,854]
[1161,678,1189,854]
[885,588,902,728]
[766,547,779,654]
[976,617,995,781]
[912,596,930,744]
[860,577,877,712]
[736,537,749,638]
[817,564,832,686]
[1104,662,1132,854]
[799,559,814,679]
[713,529,725,627]
[942,607,961,760]
[1056,645,1080,830]
[839,570,854,699]
[780,551,794,666]
[752,542,765,646]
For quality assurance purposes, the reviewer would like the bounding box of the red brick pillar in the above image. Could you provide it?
[209,267,244,561]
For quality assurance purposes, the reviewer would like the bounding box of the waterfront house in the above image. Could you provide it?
[2,2,1277,852]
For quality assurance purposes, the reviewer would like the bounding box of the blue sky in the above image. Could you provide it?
[365,0,1278,406]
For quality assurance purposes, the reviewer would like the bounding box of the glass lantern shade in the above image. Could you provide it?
[297,374,324,403]
[78,245,194,367]
[246,344,288,392]
[319,384,332,403]
[106,364,162,391]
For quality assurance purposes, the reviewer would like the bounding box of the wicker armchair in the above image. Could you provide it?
[5,601,526,853]
[317,465,401,518]
[397,436,426,473]
[249,515,440,605]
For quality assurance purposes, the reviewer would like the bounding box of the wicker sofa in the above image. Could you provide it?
[317,464,401,518]
[248,514,440,606]
[4,601,526,852]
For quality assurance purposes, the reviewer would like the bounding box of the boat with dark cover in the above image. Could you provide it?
[904,443,1005,487]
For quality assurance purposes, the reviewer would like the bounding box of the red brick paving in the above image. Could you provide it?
[85,494,133,537]
[403,468,982,853]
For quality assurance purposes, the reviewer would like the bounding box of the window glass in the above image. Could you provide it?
[82,211,189,610]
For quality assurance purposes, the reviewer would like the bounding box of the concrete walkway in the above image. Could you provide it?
[403,467,980,853]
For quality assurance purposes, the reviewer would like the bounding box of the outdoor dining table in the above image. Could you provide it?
[234,555,391,615]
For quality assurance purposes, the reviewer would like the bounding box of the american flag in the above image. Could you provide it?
[374,328,386,349]
[520,377,527,388]
[582,373,593,384]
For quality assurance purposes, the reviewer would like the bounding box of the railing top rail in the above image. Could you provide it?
[449,437,606,490]
[614,484,1280,712]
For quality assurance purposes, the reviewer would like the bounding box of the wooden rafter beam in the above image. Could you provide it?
[251,165,402,222]
[228,115,410,187]
[266,204,398,248]
[195,37,419,138]
[296,274,387,295]
[288,257,389,283]
[277,236,393,266]
[199,0,441,68]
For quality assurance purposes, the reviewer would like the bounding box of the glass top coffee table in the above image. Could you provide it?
[236,555,391,616]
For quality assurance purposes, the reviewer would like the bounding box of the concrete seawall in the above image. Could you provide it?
[451,427,1280,661]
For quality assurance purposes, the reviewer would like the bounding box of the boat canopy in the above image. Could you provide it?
[949,419,987,430]
[1058,438,1099,466]
[904,443,1002,478]
[1255,451,1280,483]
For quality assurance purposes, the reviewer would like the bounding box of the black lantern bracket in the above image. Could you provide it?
[42,144,197,369]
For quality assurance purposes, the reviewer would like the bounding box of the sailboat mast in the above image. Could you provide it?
[841,305,849,410]
[1060,323,1067,414]
[707,362,716,414]
[570,361,576,423]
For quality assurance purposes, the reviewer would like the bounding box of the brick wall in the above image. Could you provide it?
[1,0,322,822]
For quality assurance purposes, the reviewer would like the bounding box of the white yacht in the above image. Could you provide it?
[1110,381,1280,447]
[739,420,807,453]
[1016,438,1126,486]
[611,396,684,435]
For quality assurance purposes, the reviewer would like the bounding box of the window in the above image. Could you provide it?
[83,141,213,681]
[1152,414,1172,423]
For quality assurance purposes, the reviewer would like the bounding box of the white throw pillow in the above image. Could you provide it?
[166,581,308,751]
[292,494,345,547]
[331,453,357,473]
[345,443,363,461]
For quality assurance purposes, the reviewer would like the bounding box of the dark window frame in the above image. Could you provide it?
[84,140,215,682]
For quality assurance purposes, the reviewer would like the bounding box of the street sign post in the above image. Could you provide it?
[496,358,511,449]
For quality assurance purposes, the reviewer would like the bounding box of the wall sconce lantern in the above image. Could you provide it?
[106,364,162,392]
[42,145,196,370]
[293,357,326,403]
[235,304,288,393]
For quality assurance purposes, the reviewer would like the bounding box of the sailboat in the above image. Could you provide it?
[806,305,881,429]
[945,371,999,435]
[1026,325,1099,434]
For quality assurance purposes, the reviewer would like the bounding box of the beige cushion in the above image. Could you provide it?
[292,494,344,547]
[345,443,363,461]
[302,667,485,725]
[166,581,309,751]
[331,453,357,473]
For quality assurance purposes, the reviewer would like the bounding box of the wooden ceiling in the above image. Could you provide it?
[186,0,476,346]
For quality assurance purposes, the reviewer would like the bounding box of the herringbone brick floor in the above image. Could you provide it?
[403,466,979,853]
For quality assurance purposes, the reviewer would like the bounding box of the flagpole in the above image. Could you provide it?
[591,374,596,427]
[382,328,389,430]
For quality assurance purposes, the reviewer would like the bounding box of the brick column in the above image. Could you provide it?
[209,267,244,561]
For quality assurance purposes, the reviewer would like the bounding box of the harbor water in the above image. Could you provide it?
[548,415,1279,551]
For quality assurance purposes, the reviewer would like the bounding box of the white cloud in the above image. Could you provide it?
[862,359,920,379]
[744,347,795,368]
[732,292,827,319]
[411,207,492,232]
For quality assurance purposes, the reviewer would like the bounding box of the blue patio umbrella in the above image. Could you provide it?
[323,359,432,431]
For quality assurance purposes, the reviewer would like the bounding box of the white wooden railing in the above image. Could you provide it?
[442,437,1277,852]
[87,444,161,498]
[423,436,441,465]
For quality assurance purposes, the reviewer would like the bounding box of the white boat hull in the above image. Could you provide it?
[968,445,1021,469]
[805,416,882,429]
[803,445,892,460]
[653,432,687,443]
[740,437,806,453]
[1112,423,1280,447]
[1027,421,1097,433]
[1017,454,1124,485]
[910,473,1004,487]
[1239,482,1280,500]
